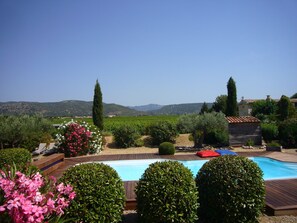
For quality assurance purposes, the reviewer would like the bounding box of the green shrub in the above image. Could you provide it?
[0,148,32,169]
[0,115,54,151]
[267,141,281,147]
[261,123,278,143]
[113,125,141,148]
[204,130,229,146]
[245,138,255,147]
[196,156,265,223]
[136,161,199,223]
[183,112,228,147]
[148,121,178,145]
[158,142,175,155]
[59,163,125,223]
[278,118,297,148]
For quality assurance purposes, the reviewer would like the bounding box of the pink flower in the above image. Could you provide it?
[7,197,20,210]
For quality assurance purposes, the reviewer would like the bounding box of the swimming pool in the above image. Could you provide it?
[99,157,297,181]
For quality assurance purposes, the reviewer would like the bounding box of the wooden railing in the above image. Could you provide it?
[32,154,65,176]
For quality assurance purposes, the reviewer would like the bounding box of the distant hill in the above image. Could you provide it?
[150,103,213,115]
[0,101,213,117]
[129,104,164,112]
[0,101,145,117]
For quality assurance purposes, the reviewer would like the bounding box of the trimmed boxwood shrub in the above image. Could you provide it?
[158,142,175,155]
[148,121,178,145]
[113,125,141,148]
[278,118,297,148]
[196,156,265,223]
[59,163,125,223]
[0,148,32,169]
[136,161,199,223]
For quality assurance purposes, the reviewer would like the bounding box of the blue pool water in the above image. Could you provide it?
[100,157,297,181]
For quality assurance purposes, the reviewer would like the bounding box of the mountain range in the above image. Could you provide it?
[0,101,212,117]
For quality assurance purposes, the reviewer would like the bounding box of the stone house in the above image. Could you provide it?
[226,116,262,146]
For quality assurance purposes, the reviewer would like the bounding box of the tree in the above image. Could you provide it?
[291,93,297,99]
[251,99,277,121]
[226,77,238,116]
[212,95,227,114]
[92,80,103,130]
[199,102,209,114]
[277,95,295,121]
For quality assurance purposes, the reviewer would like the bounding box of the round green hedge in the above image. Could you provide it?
[0,148,32,169]
[59,163,125,223]
[158,142,175,155]
[196,156,265,223]
[136,161,198,223]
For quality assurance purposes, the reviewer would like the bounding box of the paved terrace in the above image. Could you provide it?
[50,151,297,216]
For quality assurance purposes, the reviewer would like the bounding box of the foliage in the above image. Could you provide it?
[199,102,210,114]
[92,80,104,130]
[59,163,125,223]
[158,142,175,155]
[147,121,178,145]
[245,139,255,147]
[196,156,265,223]
[0,115,54,151]
[136,161,199,223]
[212,94,227,114]
[267,141,281,147]
[261,123,278,143]
[226,77,238,116]
[278,118,297,148]
[113,125,141,148]
[0,148,32,170]
[55,120,102,157]
[49,115,179,135]
[0,165,75,223]
[176,114,197,134]
[277,95,296,121]
[182,112,228,147]
[291,93,297,99]
[251,100,277,121]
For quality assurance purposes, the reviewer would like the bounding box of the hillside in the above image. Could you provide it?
[150,103,213,115]
[0,101,212,116]
[0,101,144,117]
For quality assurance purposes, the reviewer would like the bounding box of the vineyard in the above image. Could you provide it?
[49,115,179,135]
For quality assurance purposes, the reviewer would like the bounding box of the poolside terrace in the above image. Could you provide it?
[49,151,297,216]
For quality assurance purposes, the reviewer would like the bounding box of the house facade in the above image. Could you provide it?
[238,95,297,117]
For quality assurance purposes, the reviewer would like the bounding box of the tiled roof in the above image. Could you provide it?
[226,116,260,124]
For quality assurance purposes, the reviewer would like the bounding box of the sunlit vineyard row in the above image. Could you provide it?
[48,115,179,135]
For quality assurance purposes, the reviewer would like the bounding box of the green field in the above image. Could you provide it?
[48,115,179,134]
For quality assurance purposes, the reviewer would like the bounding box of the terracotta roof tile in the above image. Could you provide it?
[226,116,260,124]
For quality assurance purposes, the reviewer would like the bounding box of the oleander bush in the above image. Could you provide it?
[55,120,103,157]
[136,161,199,223]
[59,163,125,223]
[278,118,297,148]
[158,142,175,155]
[0,148,32,169]
[196,156,265,223]
[148,121,178,145]
[113,125,142,148]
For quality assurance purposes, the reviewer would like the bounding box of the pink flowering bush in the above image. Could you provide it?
[55,121,103,157]
[0,168,75,223]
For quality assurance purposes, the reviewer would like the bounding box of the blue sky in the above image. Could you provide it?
[0,0,296,106]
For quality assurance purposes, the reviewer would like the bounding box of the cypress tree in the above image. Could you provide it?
[226,77,238,116]
[92,79,103,130]
[277,95,295,121]
[200,102,209,114]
